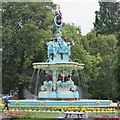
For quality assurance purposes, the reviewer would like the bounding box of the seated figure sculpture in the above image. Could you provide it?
[47,37,71,61]
[47,40,55,59]
[57,74,74,87]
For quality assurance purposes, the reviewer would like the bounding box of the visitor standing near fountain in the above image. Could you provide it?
[2,95,10,111]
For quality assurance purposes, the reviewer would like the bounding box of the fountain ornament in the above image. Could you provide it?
[32,10,84,100]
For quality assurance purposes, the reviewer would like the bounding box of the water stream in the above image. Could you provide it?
[29,68,36,91]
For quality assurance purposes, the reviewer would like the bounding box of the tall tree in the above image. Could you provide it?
[2,2,56,96]
[114,33,120,100]
[94,0,120,100]
[94,1,120,35]
[83,31,118,100]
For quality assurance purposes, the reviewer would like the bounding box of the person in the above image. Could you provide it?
[2,95,10,111]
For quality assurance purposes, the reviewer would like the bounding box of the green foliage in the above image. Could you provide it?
[113,46,120,100]
[62,23,82,42]
[2,2,56,94]
[94,1,120,35]
[84,31,118,99]
[94,0,119,100]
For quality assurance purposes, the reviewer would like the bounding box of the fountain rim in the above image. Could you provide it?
[33,62,84,66]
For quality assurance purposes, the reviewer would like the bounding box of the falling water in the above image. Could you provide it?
[77,86,83,99]
[29,68,36,91]
[23,87,35,99]
[23,69,36,99]
[75,69,84,99]
[34,69,41,96]
[23,68,45,99]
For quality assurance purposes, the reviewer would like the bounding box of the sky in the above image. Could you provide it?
[53,0,99,35]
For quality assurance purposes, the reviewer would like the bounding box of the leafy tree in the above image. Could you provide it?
[94,1,120,35]
[117,34,120,100]
[2,2,56,97]
[94,0,120,100]
[114,35,120,100]
[85,31,118,100]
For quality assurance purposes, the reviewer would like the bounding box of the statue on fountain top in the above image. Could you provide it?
[55,10,62,26]
[47,10,71,62]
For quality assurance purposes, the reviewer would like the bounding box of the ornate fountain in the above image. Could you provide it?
[9,10,111,107]
[32,10,84,100]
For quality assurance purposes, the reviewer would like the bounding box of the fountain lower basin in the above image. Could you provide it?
[9,99,111,107]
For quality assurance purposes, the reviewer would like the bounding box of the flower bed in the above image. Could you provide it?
[1,106,119,119]
[6,110,31,119]
[94,118,119,120]
[9,106,118,113]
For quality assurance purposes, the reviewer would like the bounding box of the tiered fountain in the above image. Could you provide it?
[32,10,84,100]
[9,10,111,107]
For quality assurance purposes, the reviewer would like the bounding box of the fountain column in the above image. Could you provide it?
[52,71,57,91]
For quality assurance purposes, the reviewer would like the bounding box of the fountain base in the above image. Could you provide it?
[9,99,111,107]
[38,90,79,100]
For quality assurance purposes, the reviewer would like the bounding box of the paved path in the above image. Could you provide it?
[0,114,8,120]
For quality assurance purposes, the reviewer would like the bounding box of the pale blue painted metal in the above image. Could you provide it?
[9,99,111,107]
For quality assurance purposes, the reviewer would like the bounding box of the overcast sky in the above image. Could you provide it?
[53,0,99,35]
